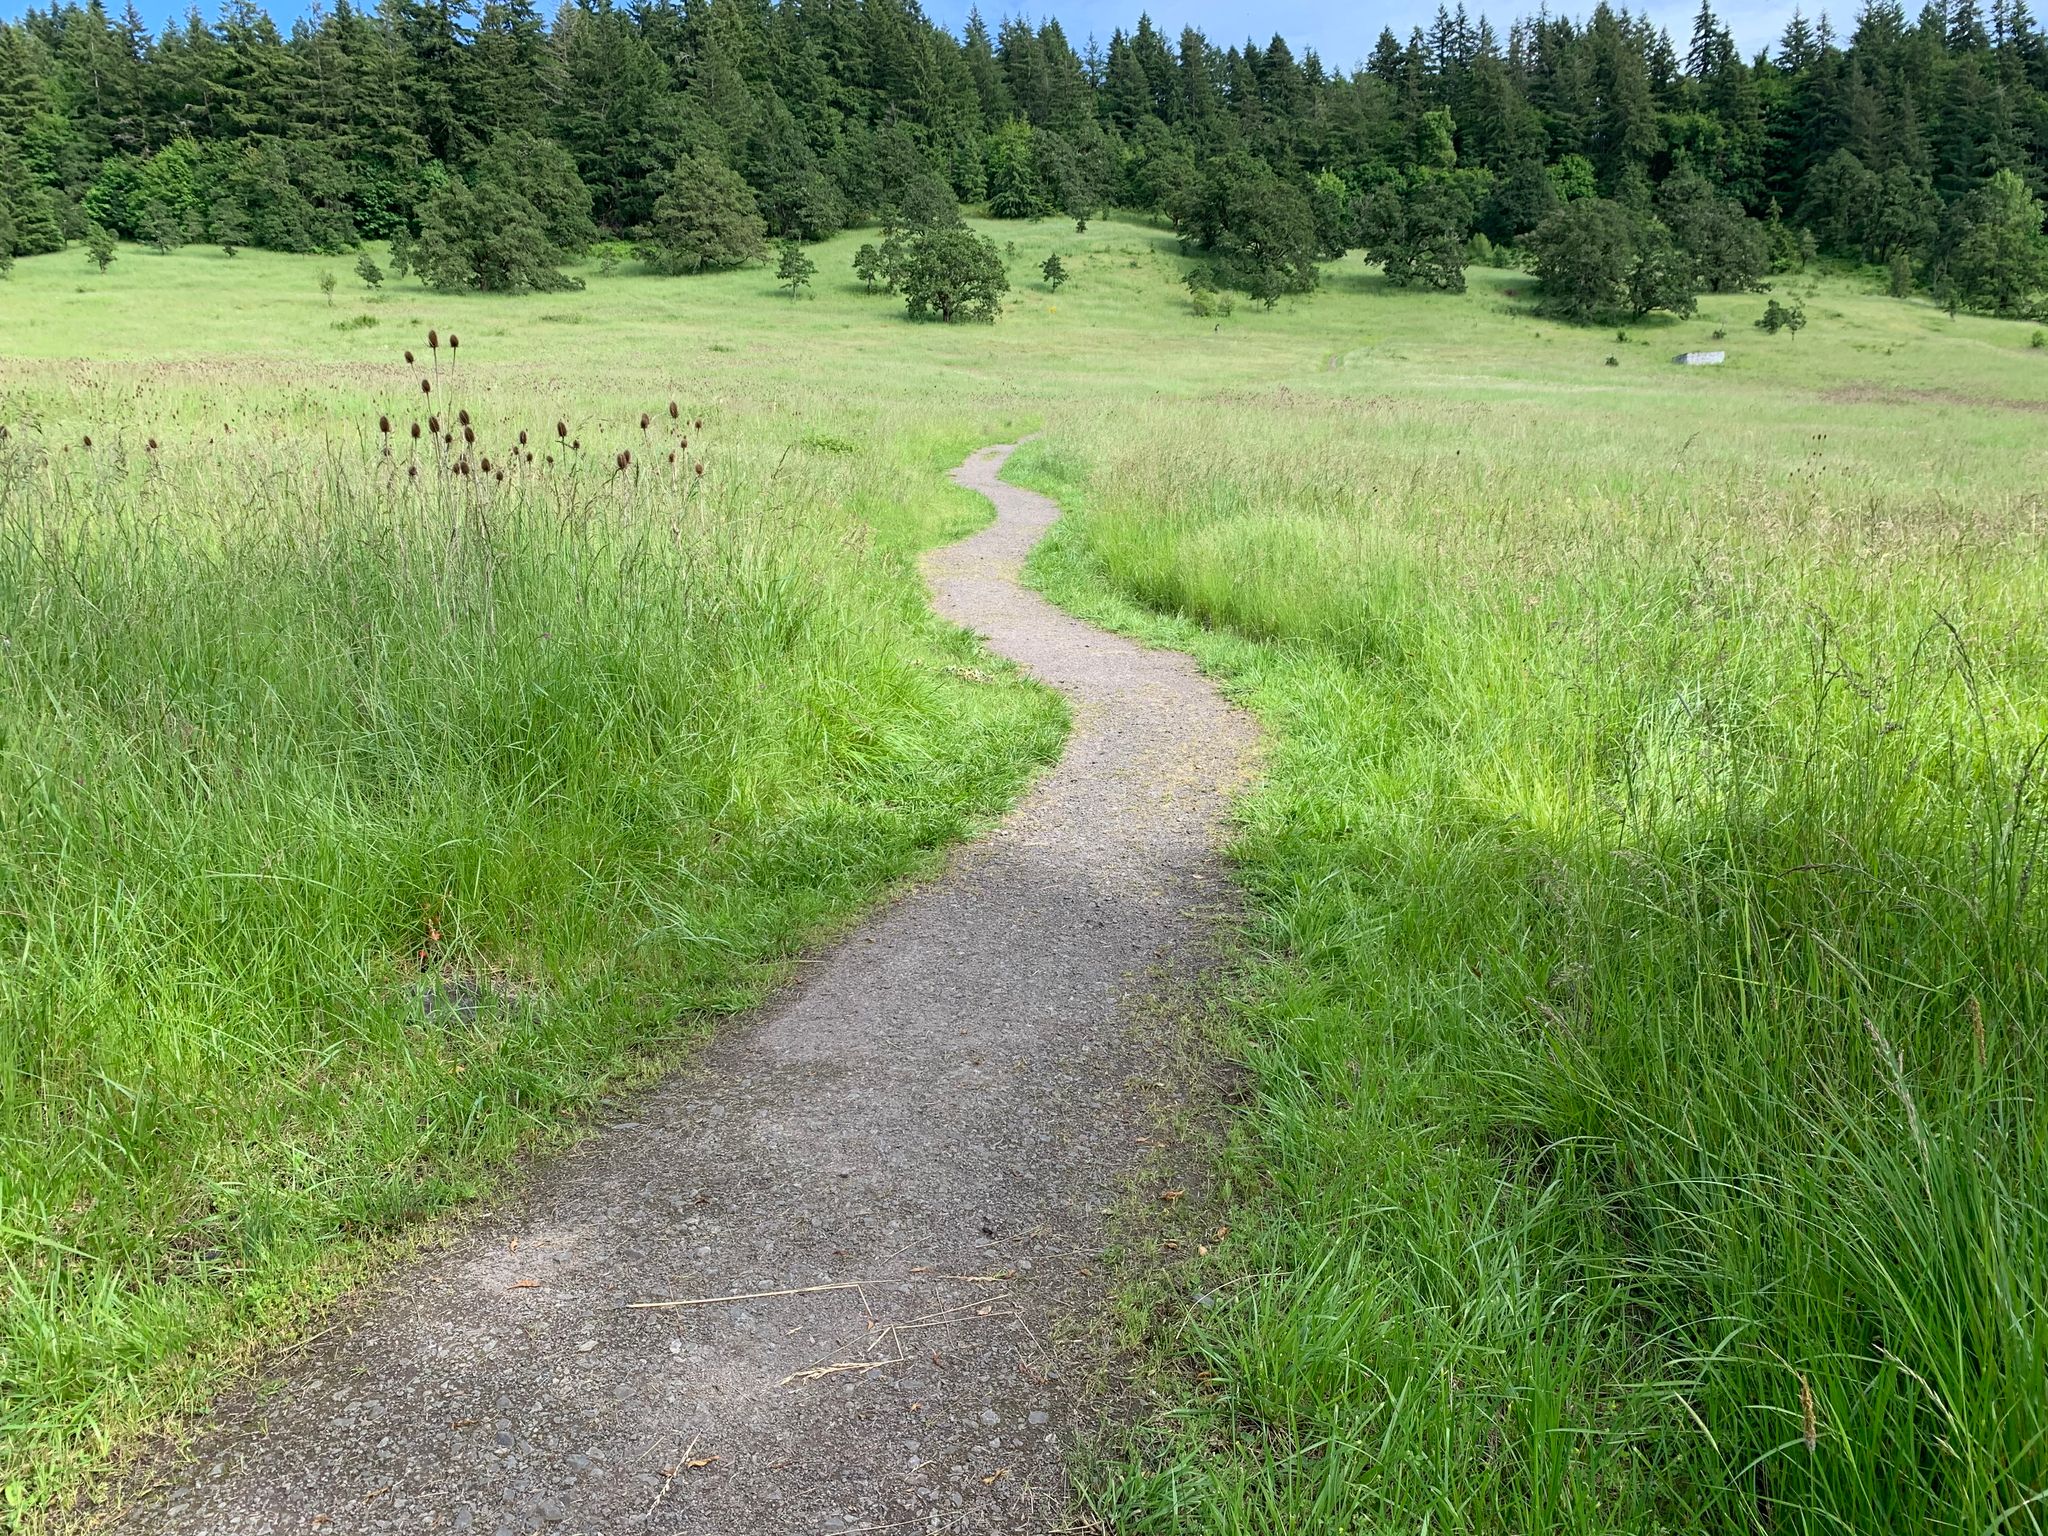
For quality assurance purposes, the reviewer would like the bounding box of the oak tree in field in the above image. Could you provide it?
[1040,252,1067,290]
[1362,178,1472,292]
[640,151,767,275]
[1183,151,1320,299]
[775,237,815,298]
[1656,168,1767,293]
[1527,199,1697,322]
[853,242,884,293]
[901,226,1008,323]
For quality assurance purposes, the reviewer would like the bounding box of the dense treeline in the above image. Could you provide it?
[1,0,2045,314]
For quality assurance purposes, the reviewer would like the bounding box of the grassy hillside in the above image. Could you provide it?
[3,221,2046,1528]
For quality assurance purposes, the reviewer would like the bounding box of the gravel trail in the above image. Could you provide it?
[108,442,1255,1536]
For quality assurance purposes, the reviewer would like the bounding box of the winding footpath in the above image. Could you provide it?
[109,444,1256,1536]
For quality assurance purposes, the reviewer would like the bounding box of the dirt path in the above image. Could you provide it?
[108,443,1255,1536]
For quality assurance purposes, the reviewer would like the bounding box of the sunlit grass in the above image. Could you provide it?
[4,223,2045,1528]
[1016,277,2048,1532]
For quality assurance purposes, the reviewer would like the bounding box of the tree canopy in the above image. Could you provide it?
[0,0,2043,317]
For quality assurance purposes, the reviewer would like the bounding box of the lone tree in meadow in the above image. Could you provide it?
[85,222,116,273]
[356,251,385,288]
[775,238,815,298]
[901,226,1008,323]
[319,269,337,304]
[853,242,884,292]
[640,151,768,275]
[1040,252,1067,291]
[1756,298,1808,335]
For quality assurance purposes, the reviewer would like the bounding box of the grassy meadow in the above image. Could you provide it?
[3,221,2047,1530]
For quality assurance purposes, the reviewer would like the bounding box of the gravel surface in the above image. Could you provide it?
[104,443,1256,1536]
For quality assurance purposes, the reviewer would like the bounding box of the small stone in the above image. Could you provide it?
[978,1409,1000,1428]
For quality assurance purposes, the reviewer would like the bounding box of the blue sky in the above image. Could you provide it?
[925,0,1794,66]
[69,0,1798,72]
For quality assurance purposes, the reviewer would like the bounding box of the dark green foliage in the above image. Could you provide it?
[83,220,114,272]
[142,201,183,253]
[0,137,62,256]
[853,241,883,293]
[899,225,1007,323]
[1183,151,1319,299]
[355,251,384,288]
[0,0,2039,313]
[475,133,597,257]
[1656,168,1767,293]
[1756,297,1808,334]
[1040,252,1067,290]
[210,196,250,258]
[774,237,814,298]
[0,207,11,276]
[1935,170,2048,318]
[639,151,767,275]
[1362,178,1473,293]
[1889,252,1915,298]
[415,178,582,292]
[1527,198,1698,322]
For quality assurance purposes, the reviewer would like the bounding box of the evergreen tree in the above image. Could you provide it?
[1040,250,1067,288]
[640,150,767,274]
[415,175,581,290]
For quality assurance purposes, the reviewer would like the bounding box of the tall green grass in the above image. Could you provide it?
[0,395,1060,1510]
[1020,387,2048,1532]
